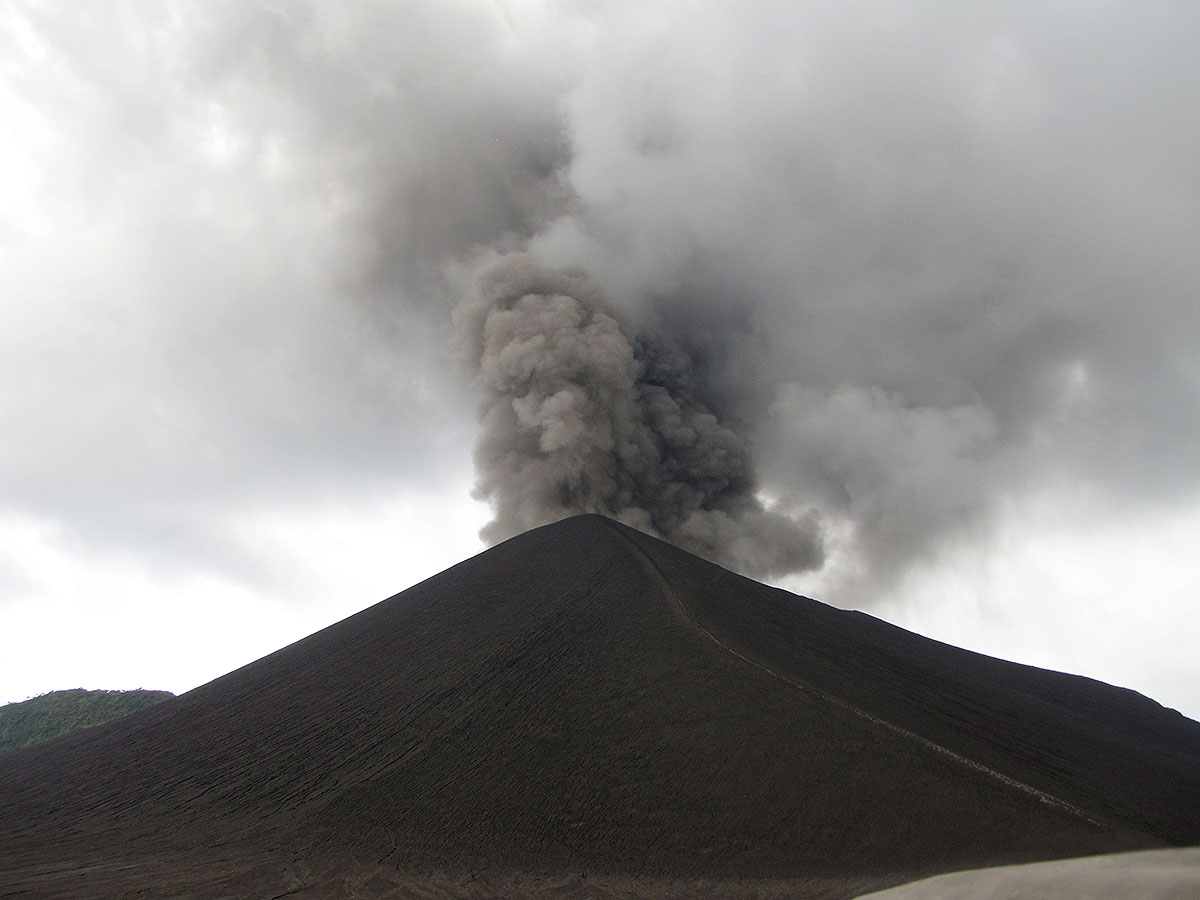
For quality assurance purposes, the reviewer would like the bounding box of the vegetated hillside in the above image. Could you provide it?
[0,516,1197,900]
[0,688,173,754]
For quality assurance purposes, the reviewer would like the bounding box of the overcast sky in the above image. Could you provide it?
[3,0,1199,720]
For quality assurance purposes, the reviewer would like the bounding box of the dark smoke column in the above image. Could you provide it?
[457,255,823,580]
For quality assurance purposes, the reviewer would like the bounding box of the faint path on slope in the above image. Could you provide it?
[603,520,1108,831]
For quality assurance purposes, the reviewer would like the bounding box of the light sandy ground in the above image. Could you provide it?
[856,846,1200,900]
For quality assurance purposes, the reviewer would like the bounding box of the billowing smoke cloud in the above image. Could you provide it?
[510,1,1200,606]
[457,255,822,579]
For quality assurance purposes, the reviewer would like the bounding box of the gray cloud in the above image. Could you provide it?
[2,0,564,576]
[5,0,1200,609]
[524,0,1200,600]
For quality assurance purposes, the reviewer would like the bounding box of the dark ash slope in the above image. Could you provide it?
[1,515,1196,899]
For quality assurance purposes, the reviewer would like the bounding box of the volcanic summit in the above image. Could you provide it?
[1,515,1197,898]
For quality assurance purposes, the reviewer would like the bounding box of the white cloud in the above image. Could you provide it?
[0,489,489,704]
[860,497,1200,720]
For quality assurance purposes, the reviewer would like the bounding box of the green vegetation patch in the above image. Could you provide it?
[0,688,173,754]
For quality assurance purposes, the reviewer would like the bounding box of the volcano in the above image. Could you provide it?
[2,515,1198,899]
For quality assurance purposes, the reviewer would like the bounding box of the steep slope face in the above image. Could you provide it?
[629,526,1200,847]
[0,516,1193,899]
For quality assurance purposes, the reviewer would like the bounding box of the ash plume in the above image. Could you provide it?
[457,255,823,579]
